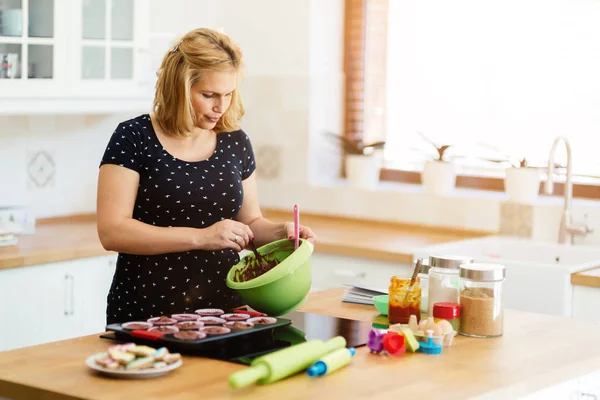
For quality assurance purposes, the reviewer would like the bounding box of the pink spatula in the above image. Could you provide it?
[294,204,300,250]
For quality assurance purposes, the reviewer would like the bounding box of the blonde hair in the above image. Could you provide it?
[153,28,245,136]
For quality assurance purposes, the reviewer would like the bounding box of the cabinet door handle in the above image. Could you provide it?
[69,275,75,316]
[64,274,75,316]
[580,393,598,400]
[64,274,70,316]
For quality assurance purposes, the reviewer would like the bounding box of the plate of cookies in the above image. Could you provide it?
[86,342,182,379]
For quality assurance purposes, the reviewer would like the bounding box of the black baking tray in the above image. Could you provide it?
[103,318,292,357]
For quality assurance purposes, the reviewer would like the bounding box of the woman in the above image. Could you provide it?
[97,28,317,324]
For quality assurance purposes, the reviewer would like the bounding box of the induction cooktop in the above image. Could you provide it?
[100,311,374,365]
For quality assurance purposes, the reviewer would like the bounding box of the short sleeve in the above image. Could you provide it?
[240,130,256,180]
[99,123,143,172]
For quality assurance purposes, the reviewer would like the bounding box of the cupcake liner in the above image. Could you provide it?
[200,326,231,335]
[194,308,225,317]
[220,313,251,321]
[122,321,152,330]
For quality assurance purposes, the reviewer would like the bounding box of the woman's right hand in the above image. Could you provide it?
[198,219,254,252]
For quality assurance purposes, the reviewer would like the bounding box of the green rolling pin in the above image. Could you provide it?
[228,336,347,389]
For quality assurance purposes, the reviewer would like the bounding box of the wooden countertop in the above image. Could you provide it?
[572,267,600,288]
[3,209,599,288]
[1,287,600,400]
[0,210,486,271]
[0,214,113,271]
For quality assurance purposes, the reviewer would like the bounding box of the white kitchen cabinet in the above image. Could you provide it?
[309,252,412,292]
[0,0,152,114]
[573,285,600,323]
[0,254,116,352]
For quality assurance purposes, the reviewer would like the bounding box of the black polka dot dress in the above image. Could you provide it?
[99,114,256,324]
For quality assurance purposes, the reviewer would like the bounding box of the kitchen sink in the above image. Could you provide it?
[413,236,600,318]
[414,235,600,273]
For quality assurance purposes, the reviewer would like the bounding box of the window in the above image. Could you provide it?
[345,0,600,199]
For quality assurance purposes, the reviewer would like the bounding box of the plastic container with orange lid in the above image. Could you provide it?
[432,302,460,332]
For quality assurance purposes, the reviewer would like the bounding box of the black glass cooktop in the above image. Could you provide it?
[100,311,373,365]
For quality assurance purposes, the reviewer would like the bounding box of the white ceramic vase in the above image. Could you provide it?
[422,160,456,196]
[345,154,381,190]
[504,167,541,204]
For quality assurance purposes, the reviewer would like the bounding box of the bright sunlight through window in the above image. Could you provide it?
[384,0,600,181]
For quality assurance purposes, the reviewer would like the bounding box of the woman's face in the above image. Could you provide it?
[191,70,237,130]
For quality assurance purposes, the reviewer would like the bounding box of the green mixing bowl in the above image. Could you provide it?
[373,294,389,316]
[226,238,313,316]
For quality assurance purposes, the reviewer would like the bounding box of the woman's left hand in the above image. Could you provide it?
[284,222,317,245]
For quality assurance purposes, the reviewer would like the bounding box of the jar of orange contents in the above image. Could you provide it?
[388,276,422,324]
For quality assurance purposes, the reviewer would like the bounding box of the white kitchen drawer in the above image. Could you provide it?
[573,285,600,323]
[579,370,600,399]
[0,254,116,352]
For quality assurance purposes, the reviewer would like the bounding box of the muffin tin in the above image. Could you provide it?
[104,309,291,355]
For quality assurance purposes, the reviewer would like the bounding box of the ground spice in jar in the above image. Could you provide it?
[459,287,503,337]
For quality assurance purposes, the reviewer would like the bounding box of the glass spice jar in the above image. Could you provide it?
[417,259,431,314]
[427,255,473,316]
[388,275,421,325]
[459,263,506,338]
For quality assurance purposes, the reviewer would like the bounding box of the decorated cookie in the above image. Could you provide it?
[224,321,254,330]
[247,316,277,325]
[129,345,156,357]
[174,330,207,341]
[171,313,200,322]
[94,353,120,370]
[220,313,251,321]
[148,325,179,334]
[147,316,177,325]
[194,308,224,317]
[153,347,169,361]
[200,326,231,335]
[122,321,153,330]
[164,353,182,364]
[107,348,135,365]
[197,316,226,325]
[125,356,155,370]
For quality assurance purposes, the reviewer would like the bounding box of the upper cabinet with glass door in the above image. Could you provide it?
[0,0,151,114]
[72,0,152,99]
[0,0,63,95]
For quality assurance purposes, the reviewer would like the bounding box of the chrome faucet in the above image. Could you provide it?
[544,137,593,245]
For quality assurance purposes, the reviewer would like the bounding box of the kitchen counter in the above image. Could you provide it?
[0,214,112,271]
[572,267,600,288]
[1,287,599,400]
[0,210,487,271]
[3,210,599,288]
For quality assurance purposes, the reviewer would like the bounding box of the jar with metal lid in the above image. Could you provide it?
[427,255,473,315]
[459,263,506,338]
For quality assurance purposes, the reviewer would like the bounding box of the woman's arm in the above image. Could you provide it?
[97,164,252,255]
[235,173,317,247]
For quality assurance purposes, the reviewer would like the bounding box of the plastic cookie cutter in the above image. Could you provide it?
[367,329,385,354]
[417,329,443,355]
[368,329,406,357]
[382,332,405,356]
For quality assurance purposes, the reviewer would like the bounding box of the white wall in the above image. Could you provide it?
[0,0,599,248]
